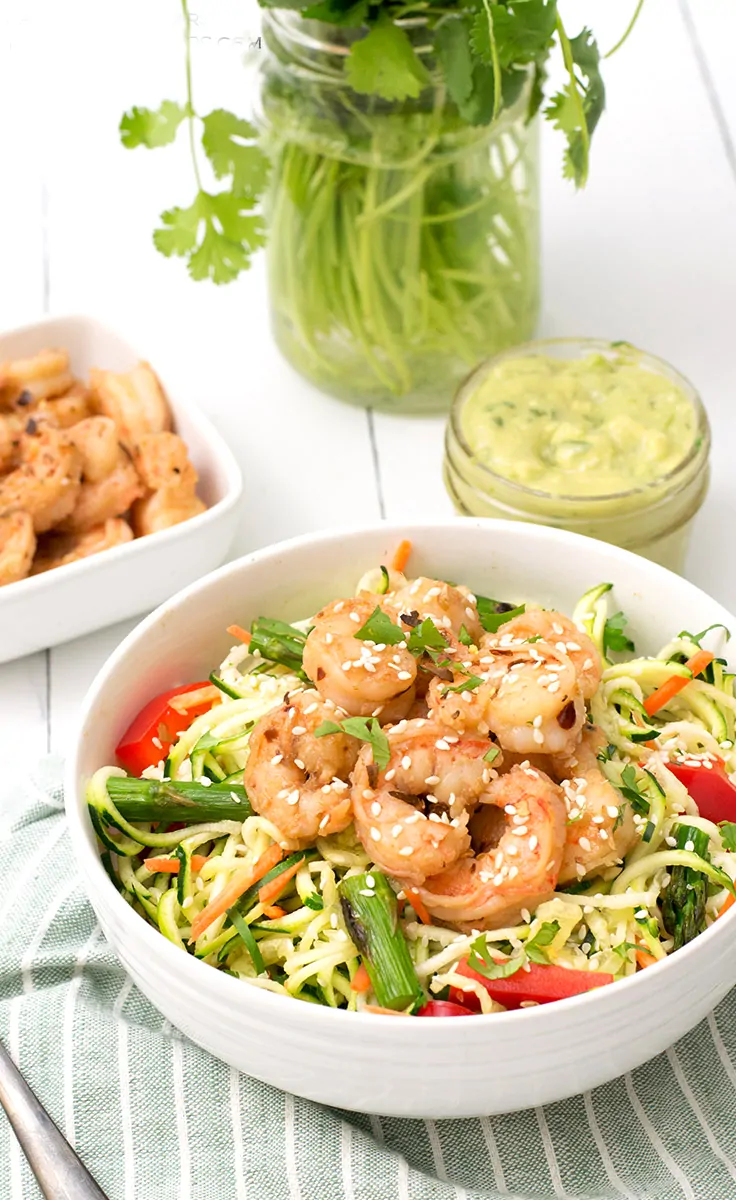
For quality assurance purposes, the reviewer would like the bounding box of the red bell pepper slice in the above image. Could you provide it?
[665,758,736,825]
[115,682,215,775]
[416,1000,474,1017]
[449,958,614,1011]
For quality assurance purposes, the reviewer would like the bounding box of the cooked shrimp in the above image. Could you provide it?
[244,689,359,848]
[59,450,143,534]
[0,512,36,586]
[391,576,483,644]
[90,362,171,452]
[0,414,24,471]
[134,431,197,491]
[67,417,120,483]
[498,609,602,699]
[417,764,567,930]
[303,596,418,721]
[0,426,81,533]
[35,385,92,429]
[31,517,134,573]
[550,726,638,884]
[428,639,585,755]
[0,349,73,405]
[131,484,206,537]
[350,718,500,884]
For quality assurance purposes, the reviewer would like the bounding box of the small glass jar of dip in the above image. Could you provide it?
[443,338,711,572]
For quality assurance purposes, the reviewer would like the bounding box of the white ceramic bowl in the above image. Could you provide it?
[66,520,736,1118]
[0,315,242,663]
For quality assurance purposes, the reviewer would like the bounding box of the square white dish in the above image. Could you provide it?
[0,314,242,663]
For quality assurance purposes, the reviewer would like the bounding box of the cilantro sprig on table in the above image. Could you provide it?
[119,0,642,283]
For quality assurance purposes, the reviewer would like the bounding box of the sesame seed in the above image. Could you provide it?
[385,769,396,781]
[321,785,331,794]
[532,715,543,728]
[579,836,592,851]
[504,805,517,815]
[576,863,586,877]
[371,801,382,817]
[287,790,300,806]
[425,775,440,786]
[399,846,414,857]
[532,730,545,745]
[583,658,593,670]
[508,865,519,879]
[362,789,375,801]
[685,839,695,853]
[401,755,412,769]
[334,601,345,612]
[151,736,163,749]
[405,813,421,825]
[529,835,538,851]
[277,788,290,800]
[506,844,518,856]
[359,889,375,897]
[397,671,412,681]
[435,739,450,751]
[591,815,604,825]
[493,873,505,886]
[521,908,531,922]
[392,824,403,836]
[600,830,609,841]
[606,806,619,819]
[292,726,307,736]
[549,682,560,693]
[513,826,528,837]
[325,633,333,644]
[271,754,283,765]
[294,758,305,771]
[330,913,338,927]
[349,612,361,623]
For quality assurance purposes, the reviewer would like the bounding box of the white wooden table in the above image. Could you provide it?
[1,0,734,770]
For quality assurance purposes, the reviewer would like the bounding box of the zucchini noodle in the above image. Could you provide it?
[89,572,736,1014]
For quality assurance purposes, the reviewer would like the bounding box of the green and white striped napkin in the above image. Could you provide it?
[3,761,736,1200]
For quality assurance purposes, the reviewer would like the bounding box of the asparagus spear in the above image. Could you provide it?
[339,872,424,1011]
[106,777,253,822]
[661,824,710,949]
[248,617,310,680]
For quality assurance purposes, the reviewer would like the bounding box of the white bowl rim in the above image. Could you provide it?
[66,516,736,1031]
[0,311,243,599]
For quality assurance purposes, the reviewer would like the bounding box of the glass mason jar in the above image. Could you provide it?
[444,339,711,573]
[257,12,539,415]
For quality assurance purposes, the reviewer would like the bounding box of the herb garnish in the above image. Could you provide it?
[603,611,635,657]
[719,822,736,853]
[315,716,391,770]
[441,675,483,697]
[524,921,560,963]
[468,937,525,981]
[484,746,501,765]
[476,597,526,634]
[354,606,406,646]
[407,618,448,656]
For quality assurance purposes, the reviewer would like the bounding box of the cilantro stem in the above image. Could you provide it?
[555,13,590,186]
[480,0,502,122]
[180,0,203,191]
[604,0,645,59]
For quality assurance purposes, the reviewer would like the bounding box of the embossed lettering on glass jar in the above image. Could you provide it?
[444,339,711,573]
[257,12,540,415]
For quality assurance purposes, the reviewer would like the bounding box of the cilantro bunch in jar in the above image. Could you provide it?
[121,1,641,415]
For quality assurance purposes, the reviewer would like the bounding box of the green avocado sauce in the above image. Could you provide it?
[461,350,699,497]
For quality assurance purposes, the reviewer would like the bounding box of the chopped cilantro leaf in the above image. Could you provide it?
[442,675,483,697]
[354,606,405,646]
[316,716,390,771]
[603,611,635,657]
[458,624,475,648]
[346,15,430,101]
[617,764,651,817]
[407,618,447,656]
[524,921,560,964]
[719,822,736,853]
[303,893,325,911]
[484,746,501,765]
[476,598,525,634]
[468,936,525,980]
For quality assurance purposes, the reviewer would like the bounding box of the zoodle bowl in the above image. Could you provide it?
[66,520,736,1118]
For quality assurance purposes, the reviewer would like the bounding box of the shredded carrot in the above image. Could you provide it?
[258,858,304,907]
[644,650,715,717]
[226,623,251,645]
[351,963,371,994]
[404,886,431,925]
[169,684,221,714]
[718,893,736,919]
[364,1005,410,1016]
[189,844,283,941]
[635,949,658,970]
[391,539,412,574]
[144,854,208,874]
[262,905,287,920]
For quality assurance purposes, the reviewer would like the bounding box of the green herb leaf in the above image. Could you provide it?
[316,716,390,771]
[468,936,525,980]
[484,746,501,765]
[491,0,557,67]
[303,893,325,911]
[120,100,187,149]
[154,191,266,284]
[458,624,475,648]
[596,743,617,764]
[720,822,736,853]
[547,23,605,187]
[407,618,447,656]
[435,16,475,111]
[603,611,635,657]
[617,765,650,817]
[612,941,639,959]
[201,109,269,198]
[477,599,526,634]
[524,920,560,964]
[347,16,430,102]
[442,675,483,697]
[354,606,405,646]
